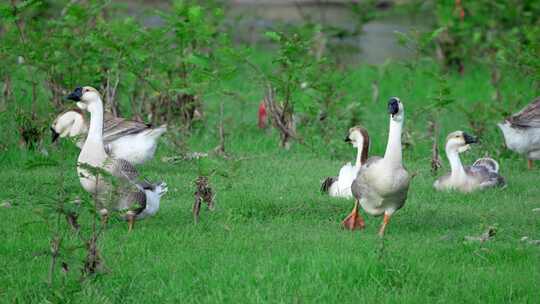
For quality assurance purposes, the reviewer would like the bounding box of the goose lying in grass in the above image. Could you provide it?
[434,131,505,192]
[497,96,540,169]
[321,126,369,199]
[343,97,411,237]
[51,109,167,165]
[67,86,168,231]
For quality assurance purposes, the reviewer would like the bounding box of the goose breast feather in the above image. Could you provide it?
[351,157,410,216]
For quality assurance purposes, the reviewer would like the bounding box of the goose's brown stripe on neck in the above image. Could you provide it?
[358,127,370,163]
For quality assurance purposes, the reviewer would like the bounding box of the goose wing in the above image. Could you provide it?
[351,156,382,197]
[472,157,499,173]
[321,163,360,198]
[335,163,360,195]
[507,97,540,128]
[111,158,154,190]
[103,116,152,143]
[110,158,155,214]
[117,188,147,215]
[466,166,505,189]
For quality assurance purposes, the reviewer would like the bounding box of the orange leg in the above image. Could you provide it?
[127,213,135,233]
[378,213,391,237]
[342,199,366,230]
[528,159,534,170]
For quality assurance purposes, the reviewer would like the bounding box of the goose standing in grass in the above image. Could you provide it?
[321,126,370,199]
[67,86,168,231]
[497,96,540,169]
[434,131,505,192]
[343,97,410,237]
[51,109,167,165]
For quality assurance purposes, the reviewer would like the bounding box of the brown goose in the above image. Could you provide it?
[321,126,370,199]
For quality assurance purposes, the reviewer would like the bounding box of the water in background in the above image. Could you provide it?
[125,0,432,65]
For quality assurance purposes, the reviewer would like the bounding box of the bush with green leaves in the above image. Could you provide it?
[252,26,348,149]
[0,0,240,149]
[433,0,540,76]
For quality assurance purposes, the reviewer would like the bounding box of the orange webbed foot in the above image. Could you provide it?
[341,200,365,231]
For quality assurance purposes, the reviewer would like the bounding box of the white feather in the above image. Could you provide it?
[498,121,540,159]
[107,126,167,165]
[328,163,360,199]
[137,182,168,220]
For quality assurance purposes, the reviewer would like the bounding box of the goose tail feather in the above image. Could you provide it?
[321,177,337,194]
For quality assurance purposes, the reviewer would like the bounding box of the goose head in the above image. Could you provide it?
[446,131,477,153]
[345,126,369,149]
[387,97,404,122]
[50,110,86,142]
[67,86,102,112]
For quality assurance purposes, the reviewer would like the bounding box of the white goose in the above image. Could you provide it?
[434,131,505,192]
[51,109,167,165]
[344,97,411,236]
[67,86,167,231]
[498,96,540,169]
[321,126,369,199]
[51,109,87,143]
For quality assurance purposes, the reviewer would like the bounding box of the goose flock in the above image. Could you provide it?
[51,108,166,165]
[322,96,540,235]
[55,86,537,235]
[64,86,167,231]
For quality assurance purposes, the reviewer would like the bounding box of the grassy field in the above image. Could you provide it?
[1,61,539,303]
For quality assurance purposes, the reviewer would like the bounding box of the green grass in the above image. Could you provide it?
[1,61,539,303]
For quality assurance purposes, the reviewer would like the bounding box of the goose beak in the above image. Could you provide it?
[344,136,351,143]
[388,97,399,116]
[51,127,60,143]
[66,87,83,101]
[463,132,477,144]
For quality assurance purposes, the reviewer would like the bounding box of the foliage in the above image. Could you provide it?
[0,0,241,149]
[432,0,540,75]
[254,26,348,149]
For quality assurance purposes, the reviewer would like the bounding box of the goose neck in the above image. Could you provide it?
[354,137,369,167]
[383,118,403,165]
[446,147,466,179]
[84,99,105,151]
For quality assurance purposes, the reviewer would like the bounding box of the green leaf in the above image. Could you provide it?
[430,27,446,40]
[265,31,281,42]
[188,6,202,22]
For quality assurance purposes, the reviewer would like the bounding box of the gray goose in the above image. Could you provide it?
[434,131,505,192]
[498,96,540,169]
[344,97,411,237]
